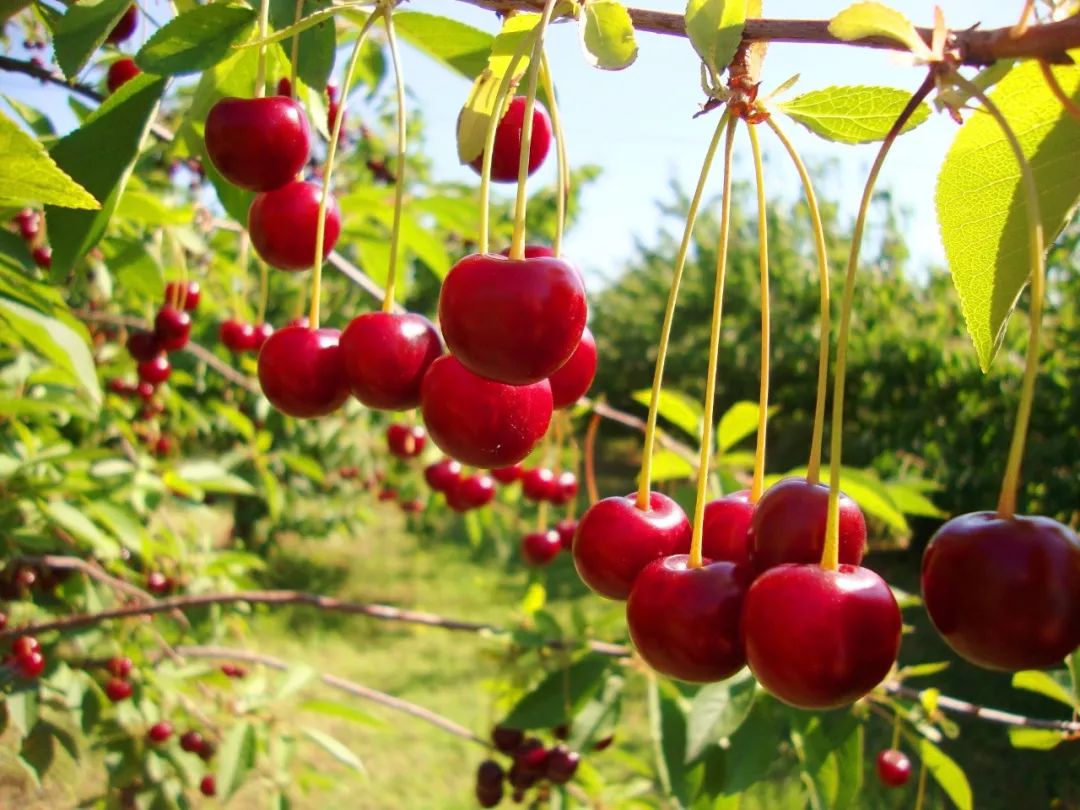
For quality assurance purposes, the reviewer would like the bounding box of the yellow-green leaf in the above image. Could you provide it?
[936,59,1080,370]
[394,11,493,79]
[827,2,931,58]
[643,449,695,482]
[918,738,972,810]
[1012,670,1078,710]
[684,0,747,78]
[53,0,133,79]
[776,85,929,144]
[1008,727,1064,750]
[631,387,702,438]
[0,111,98,210]
[135,2,256,76]
[580,0,638,71]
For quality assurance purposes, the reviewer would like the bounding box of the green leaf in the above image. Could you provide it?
[7,691,39,737]
[299,699,382,727]
[275,665,316,701]
[279,452,324,482]
[136,2,256,76]
[216,722,257,801]
[173,460,255,495]
[1,0,33,24]
[41,501,118,557]
[1007,727,1064,750]
[0,111,98,210]
[394,11,492,80]
[580,0,638,70]
[685,669,756,761]
[684,0,747,79]
[777,86,930,144]
[897,661,949,679]
[937,58,1080,370]
[827,2,931,57]
[645,449,695,482]
[884,482,945,518]
[53,0,133,80]
[502,656,610,730]
[648,679,691,805]
[631,387,702,438]
[269,0,336,91]
[918,738,972,810]
[798,712,863,810]
[1012,670,1079,710]
[301,727,364,772]
[717,400,766,452]
[2,95,56,137]
[46,73,166,280]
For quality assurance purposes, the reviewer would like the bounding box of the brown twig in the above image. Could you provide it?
[584,398,697,465]
[881,681,1080,733]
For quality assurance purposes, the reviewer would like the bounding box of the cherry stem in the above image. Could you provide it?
[746,122,770,504]
[635,111,729,511]
[308,8,381,328]
[584,410,600,506]
[508,0,559,262]
[254,0,271,98]
[913,757,928,810]
[765,116,830,485]
[949,73,1045,519]
[256,259,269,324]
[289,0,303,96]
[539,52,567,256]
[382,6,406,313]
[688,115,738,570]
[890,710,902,750]
[234,232,249,317]
[1039,59,1080,125]
[821,74,934,571]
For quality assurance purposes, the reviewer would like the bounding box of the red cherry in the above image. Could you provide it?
[420,355,552,468]
[555,518,577,551]
[439,253,587,385]
[386,424,426,458]
[106,58,140,94]
[180,730,204,752]
[108,378,134,396]
[747,477,866,573]
[126,331,162,362]
[572,492,692,600]
[200,775,216,797]
[627,555,751,682]
[490,464,523,484]
[424,459,462,492]
[31,245,51,269]
[137,355,171,386]
[287,316,310,329]
[476,782,503,809]
[12,635,40,658]
[16,651,45,679]
[204,97,311,192]
[876,749,912,787]
[742,563,901,709]
[148,721,173,743]
[491,726,524,754]
[105,677,133,702]
[549,471,578,505]
[457,474,496,509]
[702,490,754,565]
[327,99,344,133]
[522,468,556,502]
[219,319,257,353]
[165,281,201,311]
[0,612,7,631]
[512,738,549,782]
[146,571,170,594]
[257,326,349,418]
[221,663,247,678]
[248,180,340,271]
[340,312,443,410]
[276,77,292,96]
[154,435,173,456]
[15,209,39,241]
[136,381,155,401]
[921,511,1080,671]
[251,322,275,352]
[107,656,133,679]
[154,306,191,352]
[522,530,562,566]
[544,745,580,785]
[399,499,424,514]
[468,96,552,182]
[106,5,138,44]
[326,82,339,103]
[549,327,597,409]
[197,740,216,761]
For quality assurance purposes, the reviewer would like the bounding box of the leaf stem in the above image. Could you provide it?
[382,6,407,313]
[539,52,567,256]
[746,122,770,504]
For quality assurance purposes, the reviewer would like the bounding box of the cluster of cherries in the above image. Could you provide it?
[474,725,585,808]
[5,634,45,679]
[103,5,142,94]
[103,655,135,702]
[10,209,52,269]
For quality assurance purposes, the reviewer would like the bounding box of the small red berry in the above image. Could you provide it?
[492,726,523,754]
[107,656,133,679]
[16,651,45,679]
[105,677,133,702]
[148,721,173,743]
[12,636,40,658]
[876,749,912,787]
[180,730,204,753]
[137,355,171,386]
[106,58,140,94]
[199,775,216,797]
[31,245,51,269]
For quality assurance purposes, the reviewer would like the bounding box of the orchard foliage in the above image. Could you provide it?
[0,0,1079,808]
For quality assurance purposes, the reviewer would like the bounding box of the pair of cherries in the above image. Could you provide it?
[520,467,578,506]
[423,458,497,513]
[10,210,52,269]
[219,319,274,354]
[8,635,45,679]
[102,5,141,94]
[104,655,134,702]
[521,519,577,567]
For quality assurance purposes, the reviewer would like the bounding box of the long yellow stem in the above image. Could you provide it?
[382,8,407,313]
[539,52,567,256]
[747,123,770,504]
[254,0,271,98]
[288,0,303,96]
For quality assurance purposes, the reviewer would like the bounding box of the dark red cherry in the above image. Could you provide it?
[105,677,133,702]
[573,492,691,600]
[747,477,866,573]
[386,424,426,458]
[16,651,45,678]
[199,775,216,797]
[248,180,341,271]
[106,58,140,94]
[31,245,51,269]
[165,281,200,311]
[549,471,578,505]
[522,530,562,566]
[742,563,901,709]
[424,459,462,492]
[490,464,523,484]
[146,571,170,594]
[107,656,133,679]
[126,330,161,362]
[876,749,912,787]
[476,759,504,791]
[491,726,524,754]
[148,721,173,743]
[475,783,503,809]
[522,468,556,502]
[219,319,256,353]
[340,312,443,410]
[256,326,349,418]
[251,322,274,352]
[276,77,292,97]
[627,555,751,682]
[420,356,552,468]
[106,5,138,44]
[205,97,311,192]
[545,745,580,785]
[555,518,577,551]
[549,327,597,409]
[438,252,587,385]
[12,636,40,659]
[468,96,552,182]
[702,490,754,565]
[154,306,191,352]
[179,730,204,752]
[457,474,496,509]
[137,355,171,386]
[921,511,1080,671]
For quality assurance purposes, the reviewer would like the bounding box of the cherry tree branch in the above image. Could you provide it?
[881,681,1080,733]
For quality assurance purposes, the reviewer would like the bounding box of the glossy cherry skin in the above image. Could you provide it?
[31,245,51,269]
[627,555,751,682]
[179,731,204,753]
[439,252,587,385]
[15,210,39,241]
[457,474,496,509]
[876,749,912,787]
[251,322,274,352]
[106,58,140,94]
[550,472,578,506]
[165,281,200,311]
[522,530,562,566]
[204,97,311,192]
[555,518,577,551]
[921,511,1080,671]
[137,355,171,386]
[105,677,133,702]
[522,468,556,502]
[747,477,866,573]
[469,96,552,182]
[573,492,692,600]
[154,306,191,351]
[126,330,161,362]
[147,721,173,744]
[491,464,523,484]
[106,5,138,44]
[742,563,901,709]
[549,327,597,409]
[702,490,754,565]
[256,326,349,418]
[220,319,257,353]
[248,180,341,271]
[424,459,462,492]
[16,651,45,678]
[386,424,426,458]
[200,775,216,797]
[340,312,443,410]
[420,355,552,467]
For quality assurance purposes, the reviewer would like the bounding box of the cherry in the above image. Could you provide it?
[276,77,292,97]
[456,474,496,509]
[627,555,751,683]
[148,721,173,744]
[593,734,614,751]
[12,636,39,658]
[154,306,191,352]
[512,739,549,784]
[126,331,161,362]
[876,749,912,787]
[0,612,6,631]
[154,435,174,456]
[219,319,257,353]
[16,651,45,679]
[106,58,140,94]
[327,99,343,133]
[921,511,1080,671]
[702,490,754,565]
[200,775,216,797]
[549,326,597,409]
[469,96,552,182]
[492,726,524,754]
[107,656,133,679]
[204,97,311,192]
[545,745,580,785]
[248,180,340,270]
[386,424,426,458]
[424,459,462,492]
[499,245,555,259]
[747,477,866,573]
[552,724,570,740]
[420,356,552,467]
[256,326,349,418]
[197,740,216,761]
[221,663,247,678]
[399,499,424,514]
[15,209,39,241]
[136,381,155,401]
[377,487,398,503]
[490,464,523,484]
[180,730,204,753]
[522,467,556,502]
[137,355,171,386]
[522,530,562,566]
[165,280,201,311]
[105,677,133,702]
[146,571,171,594]
[31,245,51,269]
[106,5,138,44]
[549,472,578,506]
[251,322,274,352]
[555,518,577,551]
[573,492,692,600]
[108,378,134,396]
[742,563,901,709]
[340,312,443,410]
[439,252,586,385]
[475,760,505,808]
